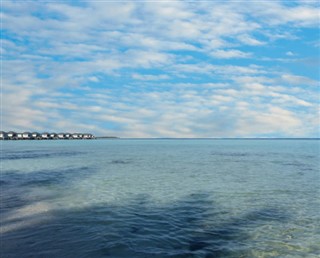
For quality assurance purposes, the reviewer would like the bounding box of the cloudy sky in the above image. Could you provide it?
[2,0,319,137]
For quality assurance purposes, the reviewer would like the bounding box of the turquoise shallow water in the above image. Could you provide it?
[1,139,319,257]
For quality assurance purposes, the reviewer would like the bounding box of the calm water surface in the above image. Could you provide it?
[1,139,319,257]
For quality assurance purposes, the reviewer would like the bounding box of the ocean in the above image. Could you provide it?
[1,139,319,257]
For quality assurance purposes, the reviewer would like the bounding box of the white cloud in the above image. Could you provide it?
[124,50,174,68]
[210,49,252,59]
[235,76,275,84]
[285,6,320,26]
[244,1,320,27]
[270,93,313,107]
[281,74,318,86]
[132,74,170,81]
[2,89,49,131]
[238,34,265,46]
[88,76,99,82]
[234,106,305,137]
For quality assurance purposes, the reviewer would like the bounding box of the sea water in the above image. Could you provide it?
[1,139,319,257]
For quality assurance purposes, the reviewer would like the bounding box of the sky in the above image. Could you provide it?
[1,0,319,138]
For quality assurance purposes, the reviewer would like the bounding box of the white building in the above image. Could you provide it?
[32,132,41,139]
[22,132,32,139]
[50,133,58,139]
[0,131,8,140]
[7,131,16,139]
[41,133,49,139]
[2,131,95,140]
[72,133,79,139]
[58,133,65,139]
[83,134,93,139]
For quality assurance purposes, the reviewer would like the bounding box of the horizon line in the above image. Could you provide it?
[96,137,320,140]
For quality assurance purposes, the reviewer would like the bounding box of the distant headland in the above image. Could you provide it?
[0,131,96,140]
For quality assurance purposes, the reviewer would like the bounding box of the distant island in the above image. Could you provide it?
[95,136,119,139]
[0,131,96,140]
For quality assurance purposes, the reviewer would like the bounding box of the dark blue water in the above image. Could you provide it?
[1,139,319,257]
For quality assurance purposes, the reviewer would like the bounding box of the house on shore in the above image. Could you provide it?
[83,133,94,139]
[50,133,58,139]
[41,132,50,139]
[23,132,32,140]
[32,132,41,139]
[72,133,80,139]
[58,133,65,139]
[1,131,96,140]
[7,131,17,140]
[0,131,8,140]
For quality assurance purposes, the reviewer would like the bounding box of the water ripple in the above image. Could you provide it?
[1,150,84,160]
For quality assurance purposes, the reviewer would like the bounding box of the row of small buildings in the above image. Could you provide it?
[0,131,95,140]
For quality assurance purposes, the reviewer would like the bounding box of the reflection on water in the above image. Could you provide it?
[1,192,291,257]
[1,139,319,257]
